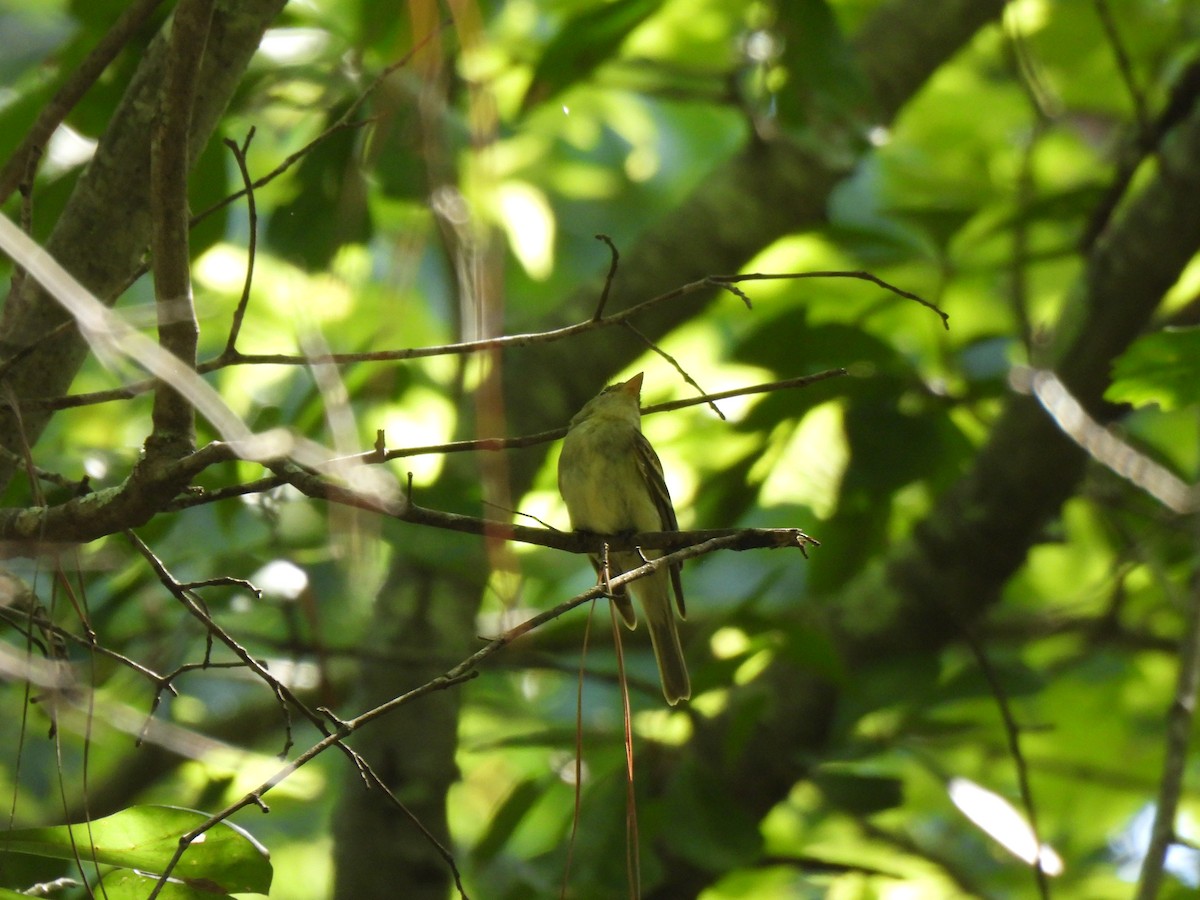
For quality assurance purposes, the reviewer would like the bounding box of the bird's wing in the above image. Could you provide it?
[634,431,686,619]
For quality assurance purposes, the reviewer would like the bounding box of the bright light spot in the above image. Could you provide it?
[562,105,570,116]
[520,670,541,700]
[83,455,109,480]
[634,707,692,744]
[331,243,372,285]
[734,648,773,685]
[486,568,523,610]
[624,143,659,182]
[948,778,1064,876]
[45,124,96,174]
[868,125,891,147]
[258,28,331,65]
[253,559,309,601]
[1162,252,1200,313]
[496,181,556,280]
[742,29,782,63]
[298,272,355,323]
[475,605,541,634]
[267,658,321,690]
[710,627,750,659]
[509,488,568,551]
[1004,0,1052,33]
[742,232,848,282]
[756,400,848,518]
[194,244,250,294]
[552,751,588,785]
[378,386,455,485]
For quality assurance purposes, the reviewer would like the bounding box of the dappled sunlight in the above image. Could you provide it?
[3,0,1197,896]
[632,705,692,745]
[257,27,332,65]
[194,242,357,338]
[755,401,849,519]
[376,385,456,485]
[948,777,1064,876]
[494,180,557,279]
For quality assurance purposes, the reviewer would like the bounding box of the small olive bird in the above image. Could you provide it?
[557,372,690,705]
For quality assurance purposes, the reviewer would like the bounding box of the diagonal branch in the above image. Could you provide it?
[0,0,168,205]
[144,537,739,899]
[0,0,288,492]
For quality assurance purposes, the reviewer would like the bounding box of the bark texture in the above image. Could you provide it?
[0,0,287,490]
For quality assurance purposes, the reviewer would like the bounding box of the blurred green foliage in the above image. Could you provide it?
[2,0,1199,898]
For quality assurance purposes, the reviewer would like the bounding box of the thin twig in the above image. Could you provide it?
[125,531,380,767]
[620,320,724,419]
[592,234,620,321]
[280,456,817,555]
[362,370,844,463]
[1081,58,1200,250]
[643,369,847,415]
[26,271,908,412]
[613,603,640,899]
[959,627,1049,900]
[1134,522,1200,900]
[159,371,846,514]
[0,607,173,692]
[220,131,259,356]
[145,535,764,899]
[709,271,948,329]
[0,0,167,204]
[189,23,448,225]
[560,599,595,899]
[1092,0,1148,131]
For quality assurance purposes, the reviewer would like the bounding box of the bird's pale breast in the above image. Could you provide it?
[560,416,660,535]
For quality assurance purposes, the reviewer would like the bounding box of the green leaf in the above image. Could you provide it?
[661,758,763,871]
[521,0,662,113]
[266,105,372,268]
[812,767,904,815]
[471,777,546,863]
[0,805,272,896]
[98,868,249,900]
[772,0,874,132]
[1106,327,1200,411]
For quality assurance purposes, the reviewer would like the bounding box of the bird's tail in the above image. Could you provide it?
[641,583,691,705]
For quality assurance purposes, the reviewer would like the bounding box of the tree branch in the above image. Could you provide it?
[147,0,214,453]
[0,0,288,491]
[0,0,167,205]
[1135,527,1200,899]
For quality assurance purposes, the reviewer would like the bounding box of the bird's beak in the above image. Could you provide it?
[619,372,644,398]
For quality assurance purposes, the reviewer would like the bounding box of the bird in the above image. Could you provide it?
[557,372,690,705]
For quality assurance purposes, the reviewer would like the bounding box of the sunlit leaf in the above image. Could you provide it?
[471,777,547,864]
[521,0,662,113]
[98,868,255,900]
[1106,327,1200,411]
[0,806,272,896]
